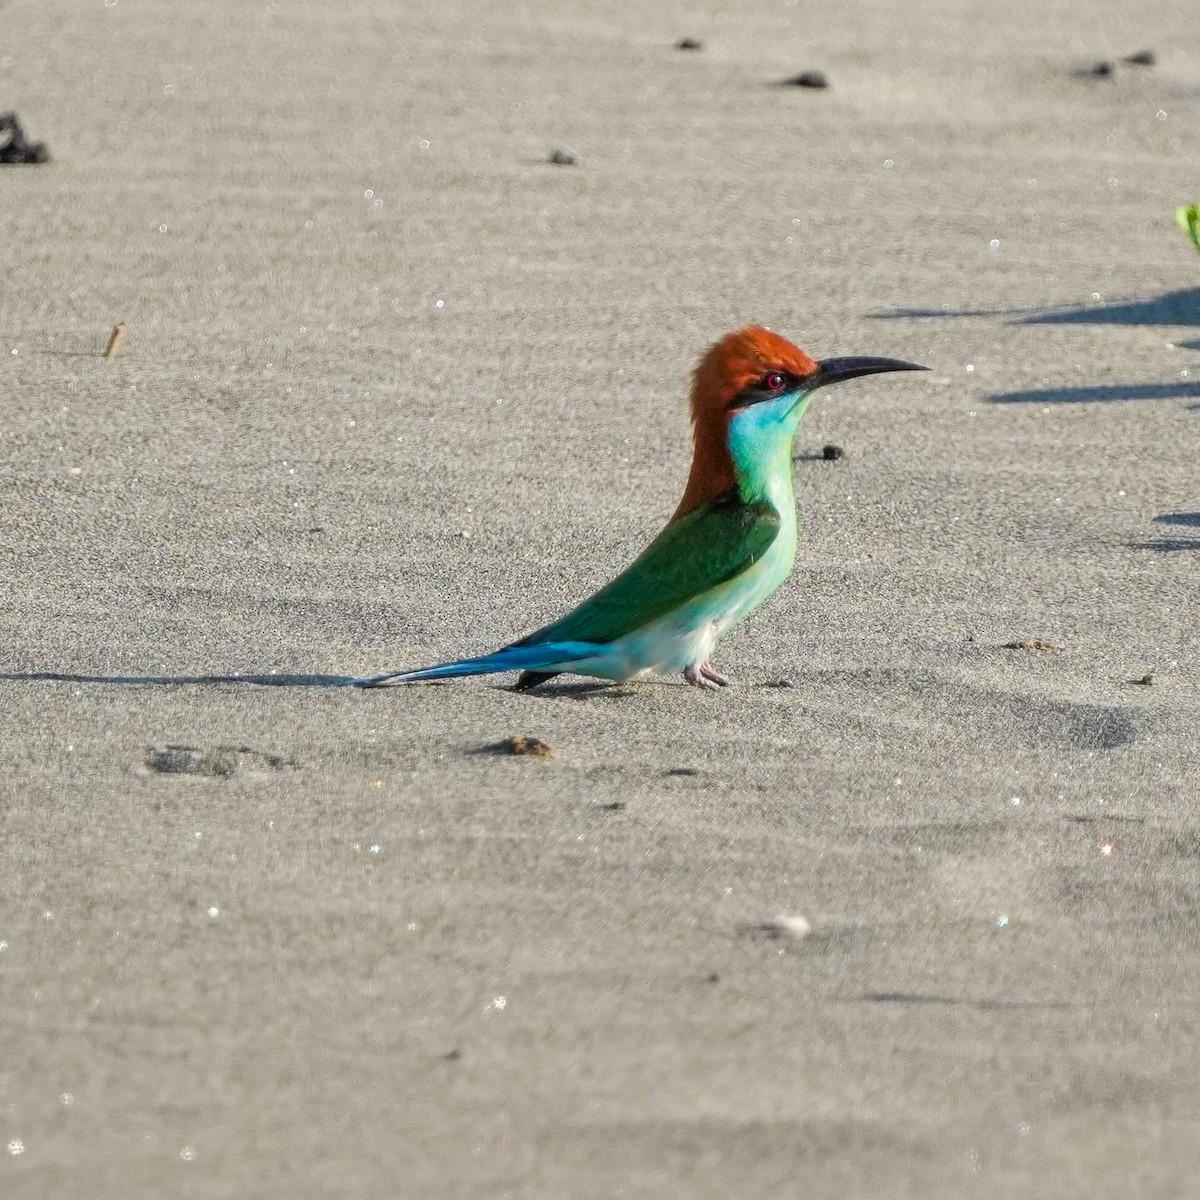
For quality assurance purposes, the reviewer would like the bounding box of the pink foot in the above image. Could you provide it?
[683,662,729,690]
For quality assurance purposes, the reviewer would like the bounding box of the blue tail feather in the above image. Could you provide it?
[354,641,597,688]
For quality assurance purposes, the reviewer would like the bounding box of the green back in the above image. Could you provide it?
[513,490,781,648]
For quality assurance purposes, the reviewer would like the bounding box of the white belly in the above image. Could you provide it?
[563,520,796,682]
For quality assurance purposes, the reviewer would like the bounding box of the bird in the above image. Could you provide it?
[357,326,925,692]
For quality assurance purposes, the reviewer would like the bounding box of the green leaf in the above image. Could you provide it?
[1177,204,1200,252]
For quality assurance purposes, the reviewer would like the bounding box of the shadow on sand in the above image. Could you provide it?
[870,286,1200,329]
[0,670,357,688]
[0,670,631,698]
[874,287,1200,408]
[989,381,1200,406]
[1131,511,1200,553]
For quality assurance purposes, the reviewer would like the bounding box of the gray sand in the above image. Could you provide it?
[3,2,1199,1196]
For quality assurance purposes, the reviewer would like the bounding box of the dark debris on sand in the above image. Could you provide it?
[143,744,294,778]
[0,112,49,164]
[779,71,829,89]
[1073,53,1154,78]
[493,734,554,758]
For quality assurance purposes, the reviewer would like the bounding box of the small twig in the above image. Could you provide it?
[103,323,126,359]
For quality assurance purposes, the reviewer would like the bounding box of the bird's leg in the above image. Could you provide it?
[683,662,727,690]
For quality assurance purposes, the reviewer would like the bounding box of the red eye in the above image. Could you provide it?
[765,372,786,391]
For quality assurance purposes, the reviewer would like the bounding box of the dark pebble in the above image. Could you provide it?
[676,38,703,51]
[781,71,828,89]
[666,767,699,777]
[1130,673,1154,686]
[1083,61,1115,78]
[822,443,845,461]
[548,149,576,166]
[1122,49,1156,66]
[0,111,50,165]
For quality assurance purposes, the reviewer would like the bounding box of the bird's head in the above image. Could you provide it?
[674,326,926,519]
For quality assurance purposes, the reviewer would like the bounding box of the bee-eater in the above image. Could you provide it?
[358,327,925,692]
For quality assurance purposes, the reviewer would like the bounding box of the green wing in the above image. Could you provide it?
[513,490,781,647]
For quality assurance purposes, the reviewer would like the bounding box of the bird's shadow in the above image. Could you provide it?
[0,669,644,699]
[0,670,708,701]
[0,670,357,688]
[519,680,640,701]
[858,992,1072,1011]
[405,677,658,701]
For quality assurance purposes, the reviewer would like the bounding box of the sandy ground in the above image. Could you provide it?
[3,1,1200,1196]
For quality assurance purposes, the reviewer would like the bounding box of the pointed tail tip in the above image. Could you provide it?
[352,659,492,687]
[353,673,419,688]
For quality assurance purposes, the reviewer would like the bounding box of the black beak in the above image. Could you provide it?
[810,356,928,390]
